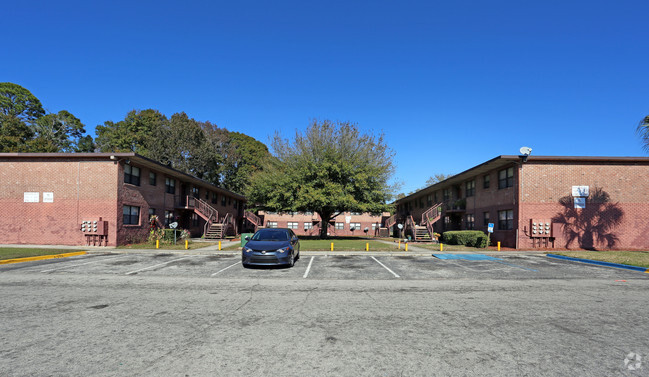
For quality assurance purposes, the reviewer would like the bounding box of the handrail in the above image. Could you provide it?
[385,214,397,229]
[244,211,261,227]
[196,198,218,238]
[421,203,442,225]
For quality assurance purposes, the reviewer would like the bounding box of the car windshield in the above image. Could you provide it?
[251,229,290,241]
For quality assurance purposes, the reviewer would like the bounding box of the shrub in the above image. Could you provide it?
[442,230,488,248]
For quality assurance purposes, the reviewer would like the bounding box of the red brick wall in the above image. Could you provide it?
[259,211,389,237]
[519,161,649,250]
[0,159,119,245]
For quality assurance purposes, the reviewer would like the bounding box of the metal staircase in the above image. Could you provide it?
[406,203,443,241]
[193,198,232,239]
[243,211,262,232]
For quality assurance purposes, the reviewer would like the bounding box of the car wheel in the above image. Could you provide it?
[289,253,295,267]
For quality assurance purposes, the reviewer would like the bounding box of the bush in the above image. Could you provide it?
[148,228,191,245]
[442,230,488,248]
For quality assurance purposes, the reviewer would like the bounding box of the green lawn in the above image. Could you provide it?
[235,238,399,251]
[553,251,649,268]
[0,248,78,260]
[117,242,221,250]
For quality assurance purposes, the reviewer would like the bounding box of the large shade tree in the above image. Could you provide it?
[1,82,92,152]
[248,120,397,237]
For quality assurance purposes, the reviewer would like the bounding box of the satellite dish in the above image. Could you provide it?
[397,224,403,229]
[169,222,178,229]
[519,146,532,156]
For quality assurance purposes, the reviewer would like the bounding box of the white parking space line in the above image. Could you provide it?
[210,262,240,277]
[371,256,400,278]
[303,256,315,279]
[125,257,190,275]
[41,255,130,273]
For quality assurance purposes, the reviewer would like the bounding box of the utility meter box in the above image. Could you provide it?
[530,219,552,237]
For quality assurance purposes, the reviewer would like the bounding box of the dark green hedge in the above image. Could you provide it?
[442,230,488,248]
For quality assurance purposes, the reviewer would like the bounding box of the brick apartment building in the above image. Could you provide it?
[254,211,392,237]
[393,155,649,250]
[0,153,246,246]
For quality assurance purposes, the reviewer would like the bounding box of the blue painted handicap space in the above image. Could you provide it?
[433,253,502,261]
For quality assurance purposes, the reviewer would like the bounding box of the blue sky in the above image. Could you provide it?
[4,0,649,195]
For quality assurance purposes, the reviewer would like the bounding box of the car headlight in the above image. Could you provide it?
[276,247,290,253]
[243,247,252,253]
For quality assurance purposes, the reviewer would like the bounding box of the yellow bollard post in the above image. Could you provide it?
[440,243,443,252]
[497,241,501,251]
[218,241,222,251]
[405,243,408,252]
[366,242,369,252]
[398,240,401,249]
[185,240,189,250]
[156,239,159,249]
[331,242,334,251]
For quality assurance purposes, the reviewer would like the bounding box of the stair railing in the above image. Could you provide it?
[385,214,397,229]
[244,211,261,231]
[221,212,233,239]
[421,203,443,240]
[196,198,218,238]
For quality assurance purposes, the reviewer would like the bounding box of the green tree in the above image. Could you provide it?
[0,82,45,124]
[31,110,90,152]
[248,120,396,237]
[0,83,44,152]
[637,115,649,152]
[95,109,167,153]
[425,173,453,187]
[221,131,270,194]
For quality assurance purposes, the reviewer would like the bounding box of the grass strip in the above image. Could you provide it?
[117,242,221,250]
[0,248,79,261]
[552,251,649,268]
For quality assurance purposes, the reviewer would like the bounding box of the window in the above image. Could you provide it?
[335,222,344,230]
[372,223,377,231]
[149,208,156,216]
[205,192,209,200]
[498,210,514,230]
[287,222,298,229]
[305,211,313,216]
[483,212,490,226]
[192,186,199,198]
[266,221,278,228]
[498,167,514,189]
[221,195,227,206]
[349,222,361,230]
[419,198,423,208]
[123,205,140,225]
[483,175,490,189]
[192,213,199,227]
[444,216,450,226]
[427,194,433,207]
[466,214,475,230]
[165,178,176,194]
[212,192,218,204]
[165,210,174,227]
[149,172,157,186]
[124,165,140,186]
[304,222,313,230]
[443,188,451,201]
[350,212,361,216]
[466,180,475,197]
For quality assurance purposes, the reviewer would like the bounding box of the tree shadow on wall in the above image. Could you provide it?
[551,187,624,250]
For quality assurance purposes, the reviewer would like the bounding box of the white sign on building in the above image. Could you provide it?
[574,197,586,209]
[24,192,39,203]
[572,186,589,197]
[43,192,54,203]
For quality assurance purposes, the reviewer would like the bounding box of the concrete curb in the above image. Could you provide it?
[547,254,649,273]
[0,251,88,265]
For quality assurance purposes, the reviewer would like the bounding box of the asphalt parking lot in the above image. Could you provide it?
[2,252,649,376]
[2,251,648,280]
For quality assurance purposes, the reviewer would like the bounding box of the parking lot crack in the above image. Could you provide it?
[232,283,259,313]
